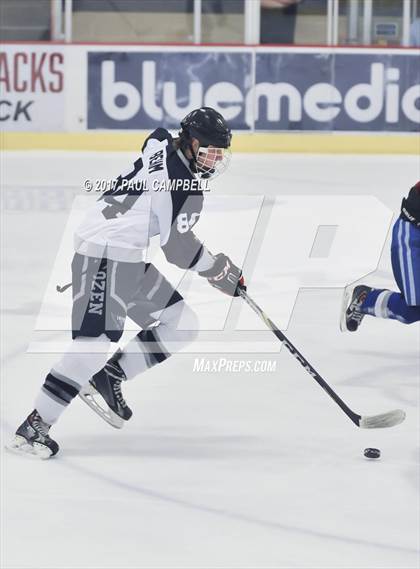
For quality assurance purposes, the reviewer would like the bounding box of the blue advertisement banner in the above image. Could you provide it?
[88,51,252,130]
[87,49,420,133]
[255,52,420,132]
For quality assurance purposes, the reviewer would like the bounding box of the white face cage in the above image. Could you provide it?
[195,146,231,180]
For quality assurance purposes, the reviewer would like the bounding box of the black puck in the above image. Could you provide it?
[364,447,381,459]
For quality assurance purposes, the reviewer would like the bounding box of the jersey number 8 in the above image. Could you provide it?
[177,212,200,233]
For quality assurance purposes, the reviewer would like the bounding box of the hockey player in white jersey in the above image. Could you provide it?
[9,107,246,459]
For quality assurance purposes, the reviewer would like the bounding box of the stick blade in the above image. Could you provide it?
[359,409,406,429]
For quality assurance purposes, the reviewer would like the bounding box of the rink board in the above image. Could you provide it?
[1,131,419,154]
[1,44,419,137]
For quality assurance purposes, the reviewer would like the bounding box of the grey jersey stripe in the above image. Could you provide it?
[41,386,67,407]
[44,378,75,404]
[51,369,83,390]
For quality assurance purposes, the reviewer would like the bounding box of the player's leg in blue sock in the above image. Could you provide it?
[359,217,420,324]
[342,217,420,331]
[360,288,420,324]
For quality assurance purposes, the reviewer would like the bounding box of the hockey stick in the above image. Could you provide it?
[56,282,72,293]
[239,289,405,429]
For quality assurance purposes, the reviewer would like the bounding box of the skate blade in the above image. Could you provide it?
[339,284,355,332]
[5,435,54,460]
[79,385,124,429]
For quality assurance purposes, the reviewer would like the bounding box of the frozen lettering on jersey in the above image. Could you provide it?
[148,149,164,173]
[88,270,106,315]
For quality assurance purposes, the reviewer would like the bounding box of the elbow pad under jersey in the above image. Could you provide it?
[161,233,204,269]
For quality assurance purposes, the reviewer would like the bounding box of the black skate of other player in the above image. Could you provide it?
[341,285,372,332]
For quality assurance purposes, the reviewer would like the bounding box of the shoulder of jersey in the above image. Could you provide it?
[142,127,200,192]
[142,128,173,152]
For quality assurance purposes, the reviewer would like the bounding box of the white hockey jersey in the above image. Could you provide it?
[75,128,214,271]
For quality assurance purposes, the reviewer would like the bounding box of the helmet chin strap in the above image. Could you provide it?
[188,142,199,173]
[179,133,199,173]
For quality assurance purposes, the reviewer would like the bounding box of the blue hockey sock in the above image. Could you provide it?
[360,289,384,315]
[361,288,420,324]
[387,294,420,324]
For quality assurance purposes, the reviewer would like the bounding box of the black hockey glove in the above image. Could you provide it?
[400,182,420,228]
[199,253,246,297]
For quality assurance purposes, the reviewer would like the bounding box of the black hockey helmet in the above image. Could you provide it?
[400,181,420,228]
[180,107,232,149]
[179,107,232,180]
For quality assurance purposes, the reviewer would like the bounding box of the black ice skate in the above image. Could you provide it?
[7,410,59,459]
[340,284,372,332]
[79,352,132,429]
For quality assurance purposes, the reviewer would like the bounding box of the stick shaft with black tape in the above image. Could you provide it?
[239,289,405,429]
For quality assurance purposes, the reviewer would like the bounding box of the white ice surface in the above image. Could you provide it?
[1,151,419,569]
